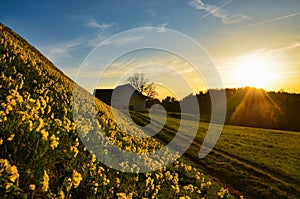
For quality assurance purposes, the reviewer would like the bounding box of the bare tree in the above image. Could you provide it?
[127,73,157,98]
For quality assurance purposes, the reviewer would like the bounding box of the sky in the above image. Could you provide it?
[1,0,300,99]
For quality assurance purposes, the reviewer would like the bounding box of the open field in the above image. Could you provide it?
[131,111,300,199]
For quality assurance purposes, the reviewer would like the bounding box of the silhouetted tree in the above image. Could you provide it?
[127,73,157,98]
[146,98,160,108]
[162,96,180,112]
[162,96,176,104]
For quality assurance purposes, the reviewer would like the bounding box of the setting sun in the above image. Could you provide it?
[233,53,280,89]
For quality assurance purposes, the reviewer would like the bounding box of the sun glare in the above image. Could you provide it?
[234,53,280,89]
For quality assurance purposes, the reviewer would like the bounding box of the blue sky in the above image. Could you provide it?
[1,0,300,98]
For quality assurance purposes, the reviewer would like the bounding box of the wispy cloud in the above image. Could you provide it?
[42,16,115,55]
[188,0,251,24]
[220,41,300,67]
[241,12,300,29]
[41,17,116,69]
[99,36,144,46]
[157,23,168,32]
[272,42,300,52]
[42,39,83,64]
[86,18,113,30]
[244,42,300,58]
[110,58,137,68]
[84,18,115,46]
[236,43,300,62]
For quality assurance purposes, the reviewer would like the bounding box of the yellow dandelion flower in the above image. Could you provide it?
[70,146,79,158]
[0,159,19,183]
[171,185,180,193]
[9,99,16,106]
[0,138,3,145]
[66,177,72,191]
[36,118,44,132]
[49,134,59,149]
[7,134,15,141]
[39,96,46,108]
[179,196,190,199]
[40,129,48,141]
[0,110,5,117]
[7,165,19,182]
[29,184,36,190]
[116,177,120,187]
[93,181,99,194]
[41,170,49,192]
[91,154,96,163]
[5,104,12,114]
[72,170,82,188]
[116,192,125,198]
[0,158,9,168]
[145,177,153,187]
[75,138,79,147]
[165,171,173,180]
[207,181,212,186]
[28,120,33,131]
[103,177,110,186]
[46,105,51,114]
[59,190,65,199]
[116,192,133,199]
[5,182,13,190]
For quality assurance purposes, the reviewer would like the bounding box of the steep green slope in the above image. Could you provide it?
[0,23,234,198]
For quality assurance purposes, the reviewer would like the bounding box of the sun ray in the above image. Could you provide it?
[231,87,284,128]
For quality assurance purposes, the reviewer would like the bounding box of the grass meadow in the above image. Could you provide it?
[131,111,300,198]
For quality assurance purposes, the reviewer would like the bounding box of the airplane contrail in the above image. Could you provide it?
[241,12,300,29]
[201,0,233,18]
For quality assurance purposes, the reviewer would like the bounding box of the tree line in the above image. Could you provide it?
[127,73,300,131]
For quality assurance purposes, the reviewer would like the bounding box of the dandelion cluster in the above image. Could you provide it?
[0,158,19,191]
[217,188,229,199]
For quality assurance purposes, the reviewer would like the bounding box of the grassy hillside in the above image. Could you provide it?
[0,23,237,198]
